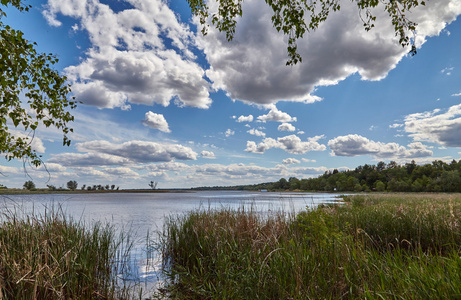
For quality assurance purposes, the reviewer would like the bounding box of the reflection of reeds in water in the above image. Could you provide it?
[0,204,137,299]
[157,194,461,299]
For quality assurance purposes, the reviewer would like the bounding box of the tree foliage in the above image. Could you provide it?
[187,0,425,65]
[22,180,35,190]
[149,180,158,190]
[47,184,56,190]
[0,0,76,167]
[298,159,461,192]
[196,159,461,193]
[83,183,119,191]
[66,180,78,190]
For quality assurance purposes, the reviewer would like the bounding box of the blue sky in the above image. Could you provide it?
[1,0,461,189]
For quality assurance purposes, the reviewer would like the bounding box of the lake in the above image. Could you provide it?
[0,190,343,295]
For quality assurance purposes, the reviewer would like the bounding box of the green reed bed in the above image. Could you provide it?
[0,206,136,299]
[158,194,461,299]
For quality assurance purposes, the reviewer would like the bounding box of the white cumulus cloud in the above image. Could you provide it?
[44,0,211,110]
[327,134,433,159]
[247,128,266,137]
[48,152,131,166]
[196,0,461,106]
[246,134,326,154]
[278,123,296,132]
[236,115,254,122]
[225,129,235,137]
[37,163,67,172]
[0,166,19,174]
[192,163,326,180]
[302,158,316,163]
[49,139,198,168]
[257,107,297,123]
[389,123,404,129]
[282,158,301,165]
[102,167,140,177]
[11,130,46,154]
[142,111,171,133]
[75,140,198,163]
[404,104,461,147]
[48,140,199,168]
[201,151,216,159]
[142,162,190,172]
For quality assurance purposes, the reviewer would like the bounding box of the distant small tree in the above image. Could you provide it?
[81,184,86,190]
[23,180,35,190]
[411,179,424,192]
[277,178,288,190]
[67,180,78,190]
[111,184,115,190]
[288,177,300,190]
[47,184,56,191]
[376,161,387,172]
[148,181,158,190]
[439,170,461,192]
[362,184,371,192]
[354,183,363,192]
[105,184,110,190]
[375,180,386,192]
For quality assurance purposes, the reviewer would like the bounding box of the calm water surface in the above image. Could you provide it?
[0,190,342,294]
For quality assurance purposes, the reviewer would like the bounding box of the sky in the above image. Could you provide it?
[1,0,461,189]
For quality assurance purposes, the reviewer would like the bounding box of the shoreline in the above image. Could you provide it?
[0,188,191,195]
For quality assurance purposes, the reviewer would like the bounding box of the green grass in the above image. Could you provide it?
[157,193,461,299]
[0,205,137,299]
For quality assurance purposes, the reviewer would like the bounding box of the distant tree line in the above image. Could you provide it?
[299,160,461,192]
[81,184,119,191]
[18,181,120,191]
[195,160,461,192]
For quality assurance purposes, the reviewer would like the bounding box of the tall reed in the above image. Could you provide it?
[0,205,135,299]
[157,194,461,299]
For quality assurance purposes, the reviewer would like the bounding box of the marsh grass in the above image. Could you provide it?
[158,194,461,299]
[0,205,137,299]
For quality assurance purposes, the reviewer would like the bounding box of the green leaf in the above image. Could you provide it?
[187,0,423,65]
[0,0,76,167]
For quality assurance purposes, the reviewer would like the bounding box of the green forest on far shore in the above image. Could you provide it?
[195,159,461,193]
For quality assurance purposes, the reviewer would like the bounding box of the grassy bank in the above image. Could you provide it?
[158,193,461,299]
[0,206,136,299]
